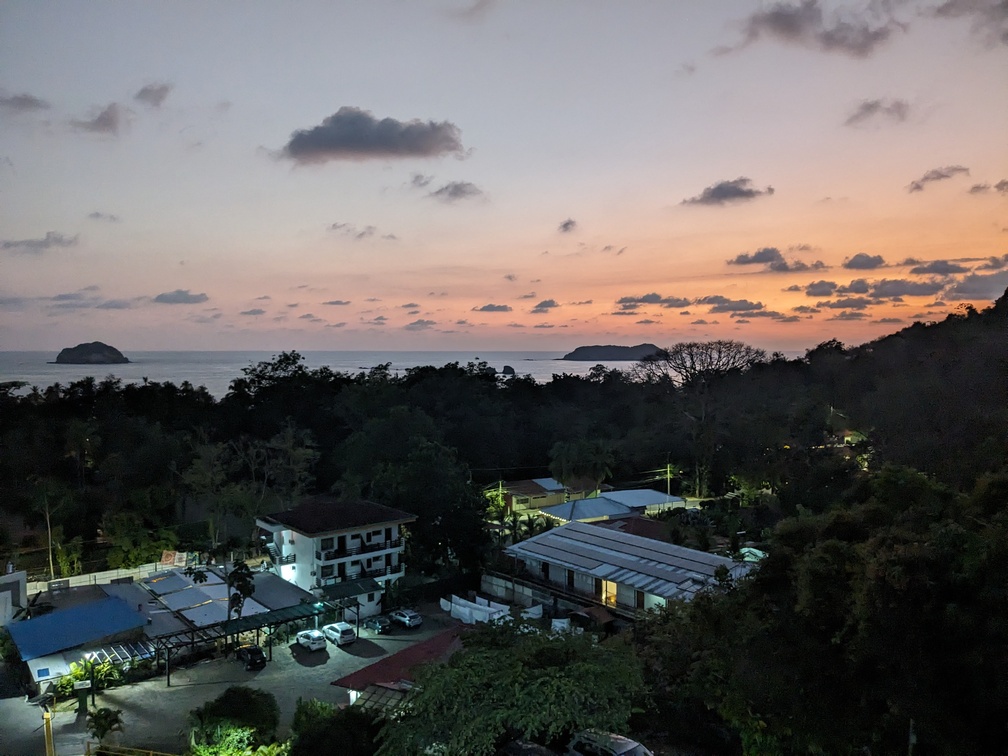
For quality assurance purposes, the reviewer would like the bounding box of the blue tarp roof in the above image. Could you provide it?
[7,596,145,661]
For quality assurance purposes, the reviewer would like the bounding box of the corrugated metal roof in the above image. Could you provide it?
[8,596,145,660]
[600,489,684,508]
[505,521,751,602]
[539,499,631,521]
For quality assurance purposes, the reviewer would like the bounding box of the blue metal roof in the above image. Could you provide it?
[539,498,631,521]
[531,477,565,491]
[7,596,145,661]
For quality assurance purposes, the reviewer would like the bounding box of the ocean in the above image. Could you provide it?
[0,351,638,399]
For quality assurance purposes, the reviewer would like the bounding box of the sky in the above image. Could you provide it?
[1,0,1006,353]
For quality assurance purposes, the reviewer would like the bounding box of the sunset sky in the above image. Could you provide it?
[2,1,1006,353]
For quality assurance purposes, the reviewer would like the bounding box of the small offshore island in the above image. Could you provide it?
[561,343,660,361]
[53,341,130,365]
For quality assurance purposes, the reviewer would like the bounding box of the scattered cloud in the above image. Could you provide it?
[682,177,774,206]
[837,278,870,294]
[873,317,903,324]
[843,252,886,269]
[944,270,1008,300]
[87,211,120,223]
[153,289,209,304]
[474,303,512,312]
[558,218,577,233]
[299,313,322,322]
[404,319,436,330]
[95,299,133,310]
[364,315,387,326]
[533,323,554,329]
[322,299,351,305]
[503,273,517,282]
[240,308,266,316]
[697,295,764,312]
[930,0,1008,48]
[691,319,710,325]
[429,180,482,202]
[907,164,969,192]
[636,319,658,325]
[909,259,967,275]
[2,231,78,254]
[843,98,909,126]
[71,103,123,135]
[531,299,559,314]
[728,245,824,271]
[978,254,1008,270]
[616,293,691,311]
[329,222,384,240]
[804,280,838,297]
[571,300,593,306]
[134,82,172,108]
[280,106,464,164]
[724,0,902,58]
[869,278,945,298]
[400,302,420,309]
[0,92,50,113]
[792,305,821,313]
[974,179,1008,195]
[816,296,874,310]
[828,310,868,320]
[518,292,537,300]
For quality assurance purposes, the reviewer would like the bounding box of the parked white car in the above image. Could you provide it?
[295,629,327,651]
[322,621,357,646]
[566,731,653,756]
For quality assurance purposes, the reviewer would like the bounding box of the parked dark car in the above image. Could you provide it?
[236,643,267,671]
[363,615,392,634]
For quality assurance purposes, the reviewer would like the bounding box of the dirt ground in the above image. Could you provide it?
[0,602,455,756]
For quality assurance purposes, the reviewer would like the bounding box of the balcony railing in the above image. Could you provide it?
[319,563,405,586]
[316,538,403,562]
[275,553,296,565]
[484,569,641,621]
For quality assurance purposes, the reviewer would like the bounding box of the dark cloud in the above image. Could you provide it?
[999,180,1008,194]
[503,273,517,282]
[729,246,784,265]
[474,303,512,312]
[0,92,50,113]
[843,98,909,126]
[329,222,380,240]
[558,218,577,233]
[828,311,868,321]
[71,103,123,135]
[816,296,874,310]
[874,317,904,324]
[281,107,464,164]
[404,319,436,330]
[255,295,271,300]
[729,309,789,319]
[784,284,802,292]
[299,313,321,322]
[727,0,901,58]
[400,302,420,309]
[95,299,132,310]
[411,173,434,188]
[792,305,821,313]
[907,165,969,193]
[134,83,172,108]
[804,280,838,297]
[429,181,482,202]
[837,278,871,294]
[616,293,691,310]
[518,292,537,299]
[682,177,774,206]
[153,289,209,304]
[843,252,886,269]
[978,254,1008,270]
[364,315,387,326]
[770,258,826,272]
[322,299,351,305]
[2,231,79,253]
[87,211,120,223]
[571,300,593,305]
[534,324,555,329]
[931,0,1008,47]
[870,279,945,298]
[944,270,1008,300]
[531,299,559,314]
[909,260,967,275]
[697,295,764,313]
[240,308,266,316]
[326,322,347,328]
[968,183,991,194]
[637,319,658,325]
[691,319,710,325]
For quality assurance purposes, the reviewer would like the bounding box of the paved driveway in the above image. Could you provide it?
[0,606,455,756]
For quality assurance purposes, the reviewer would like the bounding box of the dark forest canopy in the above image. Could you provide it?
[0,291,1006,754]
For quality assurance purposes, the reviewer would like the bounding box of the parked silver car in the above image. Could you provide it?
[388,608,423,628]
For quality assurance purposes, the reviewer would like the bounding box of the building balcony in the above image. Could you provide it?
[315,538,403,562]
[485,568,642,621]
[319,563,405,586]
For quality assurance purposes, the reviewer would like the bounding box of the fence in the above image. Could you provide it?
[26,562,164,596]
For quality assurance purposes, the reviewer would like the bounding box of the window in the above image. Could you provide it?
[320,537,334,551]
[542,563,550,580]
[367,592,375,602]
[636,590,645,610]
[567,569,575,590]
[320,565,334,578]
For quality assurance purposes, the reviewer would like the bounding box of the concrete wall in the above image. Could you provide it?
[26,563,162,596]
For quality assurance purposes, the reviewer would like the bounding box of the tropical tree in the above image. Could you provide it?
[86,706,124,745]
[226,561,256,619]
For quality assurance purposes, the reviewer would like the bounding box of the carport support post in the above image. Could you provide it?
[165,648,172,687]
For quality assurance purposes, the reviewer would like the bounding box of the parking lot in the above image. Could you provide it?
[0,603,455,756]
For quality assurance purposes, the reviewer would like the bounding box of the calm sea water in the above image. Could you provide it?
[0,351,636,399]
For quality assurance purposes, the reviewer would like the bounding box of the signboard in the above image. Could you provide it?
[73,680,92,690]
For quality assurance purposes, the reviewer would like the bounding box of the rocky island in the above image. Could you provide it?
[54,341,130,365]
[561,343,661,361]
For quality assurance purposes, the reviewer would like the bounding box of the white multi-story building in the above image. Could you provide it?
[257,497,416,619]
